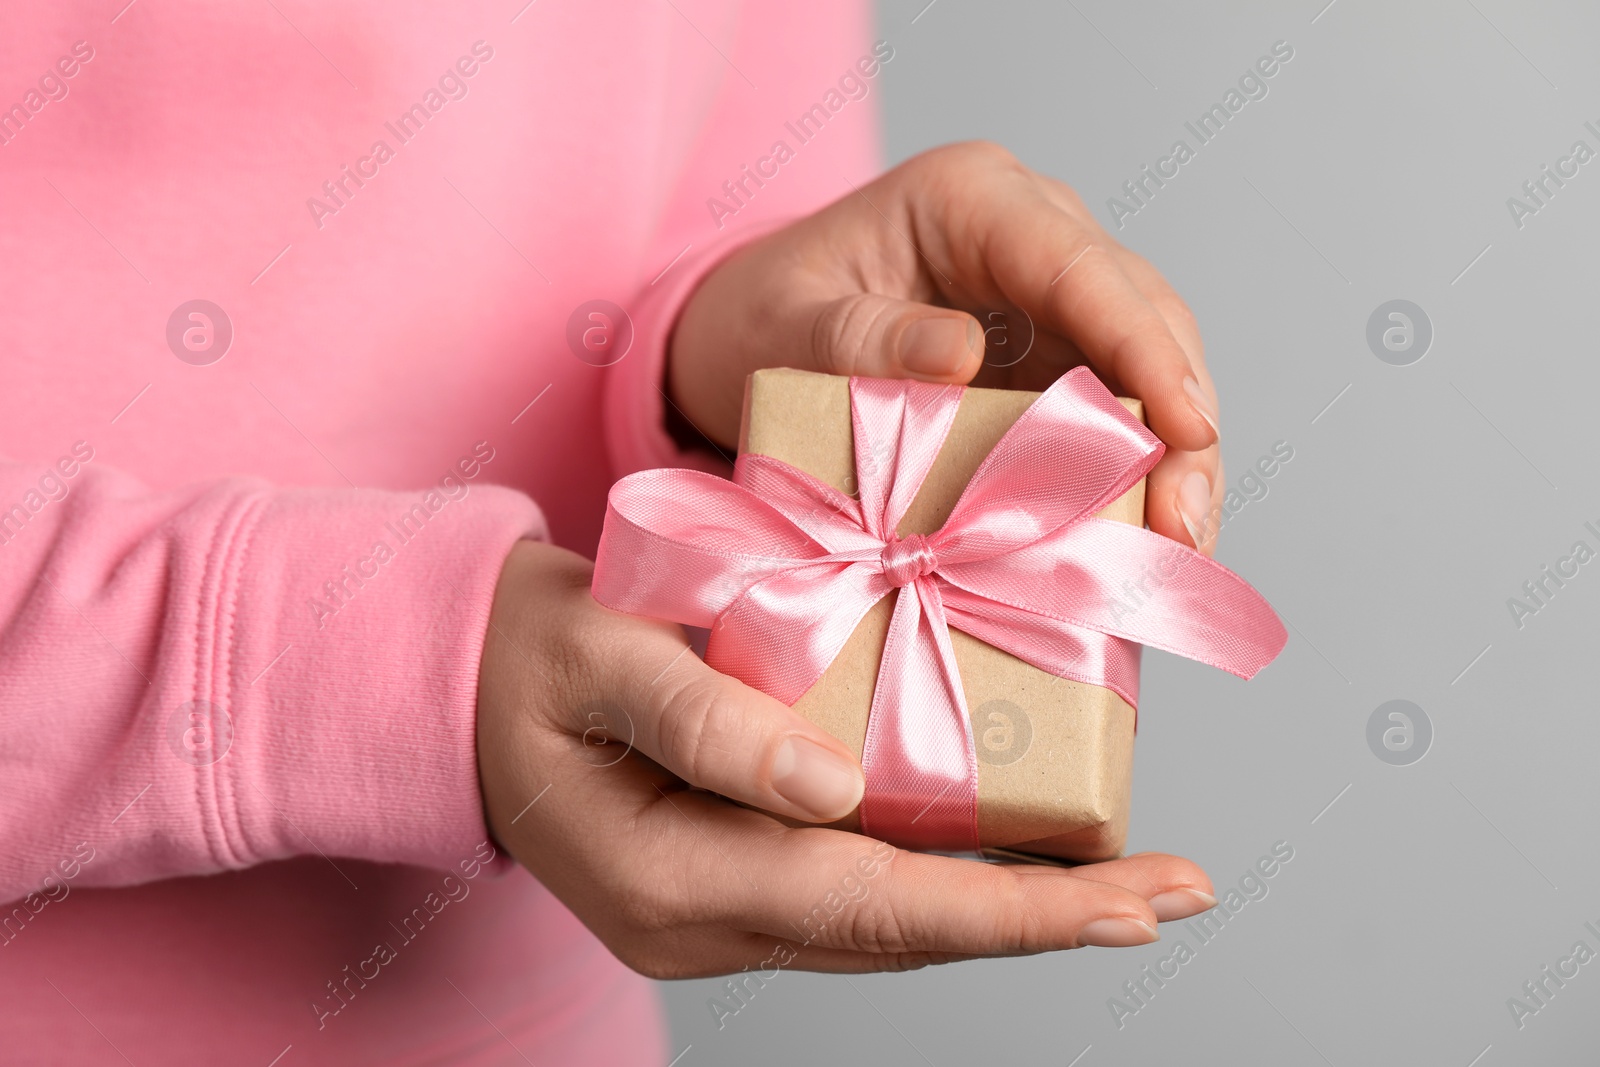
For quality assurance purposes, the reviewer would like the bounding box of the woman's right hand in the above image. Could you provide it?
[475,539,1219,978]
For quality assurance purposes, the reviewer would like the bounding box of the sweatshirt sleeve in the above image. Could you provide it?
[0,448,542,902]
[603,1,886,477]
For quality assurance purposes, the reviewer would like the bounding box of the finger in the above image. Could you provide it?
[1106,247,1207,374]
[582,630,868,825]
[1147,445,1224,555]
[972,207,1222,553]
[705,823,1176,955]
[1104,247,1223,554]
[630,928,982,978]
[1033,178,1226,524]
[1105,244,1220,436]
[1011,213,1211,450]
[1037,233,1222,554]
[1049,852,1219,920]
[1047,851,1213,892]
[621,789,1173,955]
[1106,247,1210,365]
[774,943,984,973]
[937,167,1215,452]
[949,856,1218,924]
[801,292,984,384]
[1036,172,1212,382]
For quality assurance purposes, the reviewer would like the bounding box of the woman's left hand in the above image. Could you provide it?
[669,140,1224,553]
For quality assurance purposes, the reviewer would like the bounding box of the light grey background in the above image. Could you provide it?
[662,1,1600,1063]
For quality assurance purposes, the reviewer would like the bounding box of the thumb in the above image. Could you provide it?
[611,639,867,825]
[806,293,984,384]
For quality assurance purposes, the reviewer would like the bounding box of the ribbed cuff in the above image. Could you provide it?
[199,478,544,875]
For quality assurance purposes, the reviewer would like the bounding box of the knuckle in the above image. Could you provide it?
[1162,295,1200,333]
[944,139,1020,172]
[810,294,886,377]
[905,141,1024,202]
[1054,180,1089,215]
[1109,319,1185,373]
[834,852,916,954]
[837,895,914,955]
[962,869,1049,954]
[1006,881,1058,953]
[854,865,1055,957]
[655,677,744,787]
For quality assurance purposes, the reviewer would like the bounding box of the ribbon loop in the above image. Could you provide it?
[591,368,1287,852]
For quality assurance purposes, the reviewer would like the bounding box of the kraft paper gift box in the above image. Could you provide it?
[738,368,1145,862]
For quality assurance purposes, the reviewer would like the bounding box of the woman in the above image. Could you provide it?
[0,2,1224,1062]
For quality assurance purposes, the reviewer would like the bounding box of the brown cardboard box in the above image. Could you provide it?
[738,368,1145,862]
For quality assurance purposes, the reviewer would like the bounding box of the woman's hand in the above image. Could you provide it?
[670,140,1223,553]
[478,540,1219,979]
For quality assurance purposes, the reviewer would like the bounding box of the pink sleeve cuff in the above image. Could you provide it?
[0,463,546,896]
[602,218,792,478]
[214,479,542,877]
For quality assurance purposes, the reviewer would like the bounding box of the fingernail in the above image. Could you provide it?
[901,316,977,376]
[771,736,865,822]
[1176,470,1212,550]
[1076,918,1159,948]
[1147,889,1218,922]
[1183,376,1219,438]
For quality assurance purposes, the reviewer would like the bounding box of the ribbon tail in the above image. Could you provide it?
[942,517,1287,682]
[858,578,980,852]
[942,590,1144,708]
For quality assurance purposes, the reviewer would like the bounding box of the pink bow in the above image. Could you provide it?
[593,369,1286,851]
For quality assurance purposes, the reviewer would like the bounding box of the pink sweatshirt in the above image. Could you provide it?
[0,3,882,1062]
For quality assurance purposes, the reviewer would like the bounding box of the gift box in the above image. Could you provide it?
[593,367,1284,863]
[739,368,1143,861]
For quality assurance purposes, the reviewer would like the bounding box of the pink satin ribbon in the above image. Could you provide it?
[592,369,1286,851]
